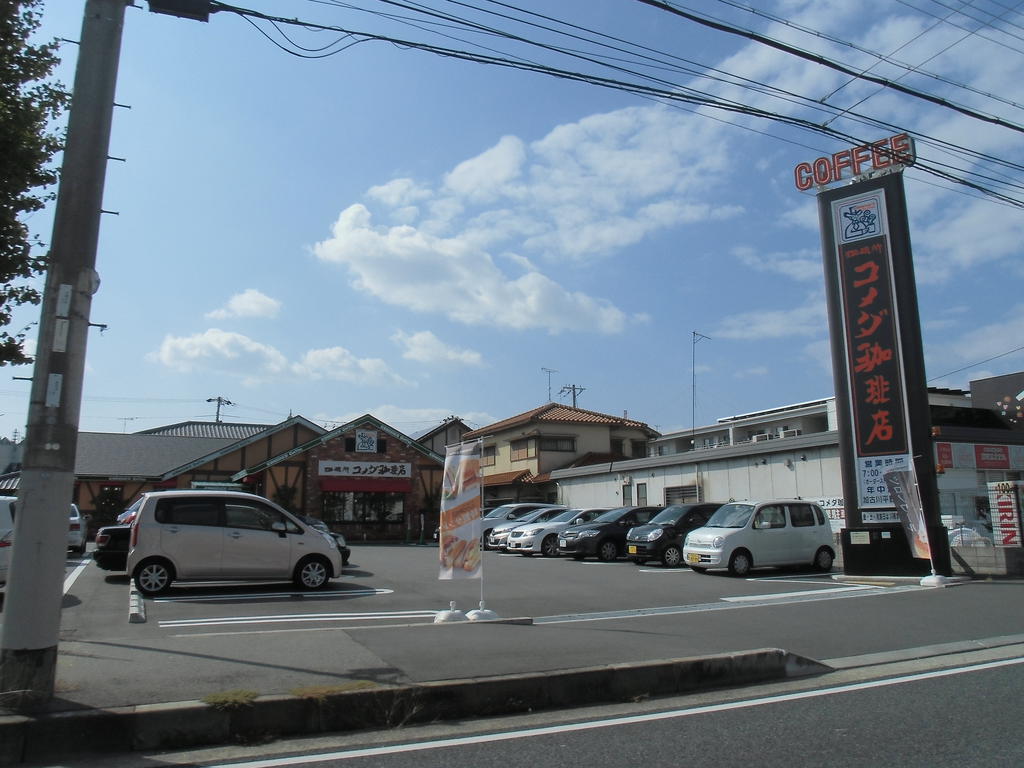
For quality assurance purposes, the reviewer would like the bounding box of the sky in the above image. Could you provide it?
[5,0,1024,442]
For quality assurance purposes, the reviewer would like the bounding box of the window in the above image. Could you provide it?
[610,438,624,455]
[155,499,220,526]
[224,500,300,532]
[345,437,356,452]
[482,445,496,467]
[631,440,647,457]
[511,438,535,462]
[622,484,633,505]
[321,491,405,524]
[753,506,787,529]
[539,437,575,452]
[789,504,815,527]
[636,482,648,506]
[377,439,387,453]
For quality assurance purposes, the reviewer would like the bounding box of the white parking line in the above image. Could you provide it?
[160,609,437,629]
[152,587,394,603]
[63,559,91,594]
[721,585,876,602]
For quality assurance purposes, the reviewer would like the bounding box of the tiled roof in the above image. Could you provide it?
[75,433,238,478]
[136,421,273,439]
[135,421,270,439]
[481,470,532,486]
[464,404,659,439]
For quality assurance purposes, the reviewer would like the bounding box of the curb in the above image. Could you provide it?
[0,648,829,763]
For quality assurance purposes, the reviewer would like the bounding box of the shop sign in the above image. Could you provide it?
[794,133,915,191]
[987,481,1023,547]
[975,444,1010,470]
[319,460,410,478]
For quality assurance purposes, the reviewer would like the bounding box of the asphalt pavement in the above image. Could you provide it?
[1,544,1023,764]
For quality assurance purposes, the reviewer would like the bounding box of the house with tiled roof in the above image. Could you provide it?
[462,404,660,505]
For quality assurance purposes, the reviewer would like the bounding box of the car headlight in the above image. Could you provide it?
[580,530,599,537]
[647,529,664,541]
[334,533,347,547]
[522,528,542,536]
[712,536,725,549]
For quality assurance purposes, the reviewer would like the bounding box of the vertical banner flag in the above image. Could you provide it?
[438,440,482,580]
[883,468,931,560]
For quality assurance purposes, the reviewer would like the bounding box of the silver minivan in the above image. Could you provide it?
[682,499,835,576]
[127,490,343,595]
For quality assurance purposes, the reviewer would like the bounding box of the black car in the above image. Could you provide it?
[92,524,131,571]
[557,505,662,561]
[298,515,351,567]
[625,502,723,567]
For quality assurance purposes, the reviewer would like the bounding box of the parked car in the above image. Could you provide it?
[506,507,609,557]
[486,506,566,551]
[682,499,835,576]
[0,496,14,585]
[68,504,88,555]
[92,524,131,571]
[126,490,343,595]
[558,506,662,561]
[625,502,723,567]
[298,514,351,566]
[481,503,562,547]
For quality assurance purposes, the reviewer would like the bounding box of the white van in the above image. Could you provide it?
[682,500,835,576]
[0,496,15,585]
[126,490,343,595]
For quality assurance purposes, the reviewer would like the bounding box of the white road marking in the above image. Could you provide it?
[202,656,1024,767]
[722,585,876,602]
[160,609,437,629]
[63,559,90,594]
[153,587,394,603]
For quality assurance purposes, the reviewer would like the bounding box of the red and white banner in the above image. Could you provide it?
[988,482,1023,548]
[438,440,482,580]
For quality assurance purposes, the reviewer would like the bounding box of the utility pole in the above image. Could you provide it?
[541,367,558,402]
[206,396,234,423]
[0,0,130,711]
[692,331,710,447]
[559,384,586,408]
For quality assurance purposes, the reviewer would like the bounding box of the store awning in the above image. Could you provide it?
[319,477,412,493]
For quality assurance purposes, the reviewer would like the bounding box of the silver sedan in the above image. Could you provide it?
[505,508,609,557]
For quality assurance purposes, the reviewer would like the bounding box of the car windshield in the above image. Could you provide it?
[551,508,584,523]
[649,505,688,525]
[509,506,547,520]
[483,505,515,519]
[590,506,631,523]
[705,503,754,528]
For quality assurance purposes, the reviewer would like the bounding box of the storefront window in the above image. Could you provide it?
[321,491,404,524]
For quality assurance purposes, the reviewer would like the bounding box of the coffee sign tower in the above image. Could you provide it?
[805,134,951,576]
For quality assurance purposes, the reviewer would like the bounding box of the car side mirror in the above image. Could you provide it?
[272,521,287,537]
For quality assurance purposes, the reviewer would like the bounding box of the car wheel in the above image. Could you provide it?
[597,540,619,562]
[661,545,683,568]
[294,556,331,590]
[133,558,174,596]
[689,565,708,574]
[813,547,834,572]
[541,535,559,558]
[728,550,753,577]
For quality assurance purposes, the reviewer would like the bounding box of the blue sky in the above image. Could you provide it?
[6,0,1024,441]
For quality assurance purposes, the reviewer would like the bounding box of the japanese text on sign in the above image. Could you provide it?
[319,461,411,477]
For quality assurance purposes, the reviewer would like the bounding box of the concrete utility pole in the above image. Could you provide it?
[206,396,234,423]
[0,0,129,711]
[559,384,586,408]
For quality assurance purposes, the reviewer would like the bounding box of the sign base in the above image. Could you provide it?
[841,525,950,576]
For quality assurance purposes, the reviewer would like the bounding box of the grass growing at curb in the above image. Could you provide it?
[202,689,259,710]
[290,681,378,700]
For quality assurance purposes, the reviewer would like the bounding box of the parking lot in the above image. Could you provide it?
[4,542,1022,713]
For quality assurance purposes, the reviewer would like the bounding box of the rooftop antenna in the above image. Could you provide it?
[541,367,558,402]
[692,331,711,445]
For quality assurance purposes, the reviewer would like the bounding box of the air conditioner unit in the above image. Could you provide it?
[751,433,771,443]
[781,429,802,438]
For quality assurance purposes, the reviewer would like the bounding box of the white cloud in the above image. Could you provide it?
[392,330,483,367]
[153,329,288,375]
[733,246,822,282]
[444,135,526,202]
[292,346,409,386]
[367,178,431,208]
[206,289,281,320]
[712,296,828,340]
[734,366,769,378]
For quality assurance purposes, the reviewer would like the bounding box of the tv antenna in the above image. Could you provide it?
[541,367,558,402]
[692,331,711,440]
